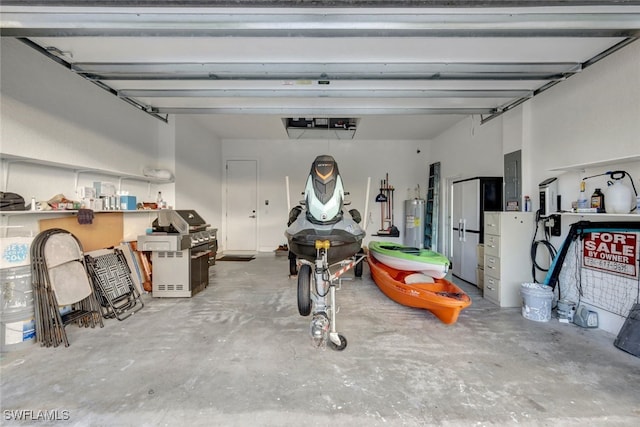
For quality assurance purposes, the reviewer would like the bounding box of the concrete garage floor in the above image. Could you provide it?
[1,253,639,427]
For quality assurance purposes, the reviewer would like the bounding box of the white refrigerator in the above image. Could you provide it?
[451,177,502,285]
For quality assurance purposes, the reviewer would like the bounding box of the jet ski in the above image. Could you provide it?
[285,154,365,266]
[285,154,366,350]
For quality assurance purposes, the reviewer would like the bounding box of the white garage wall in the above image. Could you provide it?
[0,38,166,176]
[221,138,431,252]
[431,115,504,182]
[174,116,223,234]
[529,41,640,172]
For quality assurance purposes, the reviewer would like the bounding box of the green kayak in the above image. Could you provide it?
[368,241,450,279]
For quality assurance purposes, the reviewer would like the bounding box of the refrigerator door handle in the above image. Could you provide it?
[462,219,466,242]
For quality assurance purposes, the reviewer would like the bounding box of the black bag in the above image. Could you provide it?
[0,192,26,211]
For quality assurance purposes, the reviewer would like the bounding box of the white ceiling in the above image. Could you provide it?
[1,1,639,140]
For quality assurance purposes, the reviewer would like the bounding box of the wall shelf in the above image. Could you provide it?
[1,153,173,192]
[561,212,639,219]
[549,155,640,172]
[1,209,161,217]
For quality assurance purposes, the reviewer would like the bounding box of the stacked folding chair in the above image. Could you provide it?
[85,248,144,321]
[31,228,103,347]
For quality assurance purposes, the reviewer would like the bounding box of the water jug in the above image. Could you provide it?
[606,180,633,214]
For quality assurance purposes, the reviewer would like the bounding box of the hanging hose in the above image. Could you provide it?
[531,210,558,284]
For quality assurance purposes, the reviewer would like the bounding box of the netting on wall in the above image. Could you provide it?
[557,230,640,317]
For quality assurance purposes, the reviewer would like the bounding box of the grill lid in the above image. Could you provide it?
[155,210,210,234]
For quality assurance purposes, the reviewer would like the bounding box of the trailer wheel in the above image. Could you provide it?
[297,264,312,316]
[328,334,347,351]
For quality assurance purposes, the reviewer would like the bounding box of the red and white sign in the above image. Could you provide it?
[583,232,638,278]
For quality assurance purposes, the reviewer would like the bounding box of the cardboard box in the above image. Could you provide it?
[120,195,137,210]
[477,244,484,267]
[476,267,484,290]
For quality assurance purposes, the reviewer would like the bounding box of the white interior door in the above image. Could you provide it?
[225,160,258,252]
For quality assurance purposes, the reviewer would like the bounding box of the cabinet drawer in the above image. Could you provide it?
[484,234,500,256]
[484,275,500,302]
[484,213,500,235]
[485,255,501,277]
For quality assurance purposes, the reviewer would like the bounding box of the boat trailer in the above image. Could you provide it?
[296,240,366,351]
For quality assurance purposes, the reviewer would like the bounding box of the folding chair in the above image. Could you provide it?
[85,248,144,321]
[31,229,103,347]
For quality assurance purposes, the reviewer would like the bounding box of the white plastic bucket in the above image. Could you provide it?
[521,283,553,322]
[1,310,36,352]
[1,266,35,352]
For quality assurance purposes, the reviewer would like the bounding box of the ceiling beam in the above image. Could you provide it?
[3,1,638,7]
[2,9,640,38]
[72,62,582,81]
[149,107,495,115]
[117,88,533,98]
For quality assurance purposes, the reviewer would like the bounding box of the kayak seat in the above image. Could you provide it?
[379,244,421,254]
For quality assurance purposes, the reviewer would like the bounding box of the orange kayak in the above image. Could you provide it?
[368,255,471,324]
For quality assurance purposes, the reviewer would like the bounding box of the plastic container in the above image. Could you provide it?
[606,180,633,214]
[521,283,553,322]
[556,299,576,322]
[1,266,33,314]
[591,188,605,213]
[1,266,36,352]
[577,181,589,209]
[0,311,36,352]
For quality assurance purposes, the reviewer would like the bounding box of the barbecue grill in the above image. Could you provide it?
[137,210,217,297]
